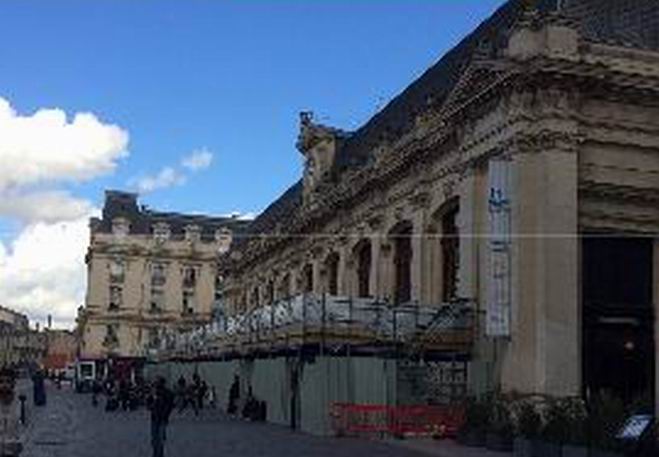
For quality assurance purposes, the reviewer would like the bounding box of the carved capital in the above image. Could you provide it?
[409,189,430,209]
[367,213,385,230]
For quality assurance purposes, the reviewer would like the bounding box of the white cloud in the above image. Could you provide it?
[130,166,186,194]
[0,190,94,224]
[129,148,212,194]
[221,211,257,220]
[181,148,213,171]
[0,96,130,327]
[0,97,129,190]
[0,212,96,329]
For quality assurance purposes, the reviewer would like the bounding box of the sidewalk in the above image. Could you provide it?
[386,439,512,457]
[20,382,80,457]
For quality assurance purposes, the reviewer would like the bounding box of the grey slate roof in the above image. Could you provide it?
[241,0,659,241]
[94,190,250,240]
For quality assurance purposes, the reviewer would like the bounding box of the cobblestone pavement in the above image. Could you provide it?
[20,384,429,457]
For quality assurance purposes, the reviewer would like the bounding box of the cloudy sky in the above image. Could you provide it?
[0,0,504,328]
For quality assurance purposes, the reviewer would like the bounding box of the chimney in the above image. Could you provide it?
[48,315,52,329]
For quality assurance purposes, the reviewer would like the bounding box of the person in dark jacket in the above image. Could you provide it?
[31,370,46,407]
[227,375,240,416]
[148,377,174,457]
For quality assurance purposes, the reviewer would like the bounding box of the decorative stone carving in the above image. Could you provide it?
[442,179,457,200]
[409,189,430,209]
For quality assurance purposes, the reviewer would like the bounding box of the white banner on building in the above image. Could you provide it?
[486,158,512,337]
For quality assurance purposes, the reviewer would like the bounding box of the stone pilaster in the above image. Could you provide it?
[501,134,580,397]
[457,168,479,301]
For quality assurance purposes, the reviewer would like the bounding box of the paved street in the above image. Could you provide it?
[19,383,432,457]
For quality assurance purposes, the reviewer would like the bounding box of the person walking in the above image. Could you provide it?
[227,375,240,417]
[191,374,204,416]
[148,377,174,457]
[175,376,187,413]
[31,370,46,407]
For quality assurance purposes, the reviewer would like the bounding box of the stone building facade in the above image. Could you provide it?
[222,0,659,404]
[0,306,46,367]
[80,191,249,360]
[42,330,77,374]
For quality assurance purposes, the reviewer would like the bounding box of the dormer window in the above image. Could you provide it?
[153,222,171,243]
[112,217,130,237]
[185,224,201,243]
[214,228,232,254]
[296,111,346,206]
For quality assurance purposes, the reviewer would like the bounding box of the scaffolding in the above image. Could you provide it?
[156,295,476,361]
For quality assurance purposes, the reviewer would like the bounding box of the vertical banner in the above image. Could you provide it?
[486,158,512,337]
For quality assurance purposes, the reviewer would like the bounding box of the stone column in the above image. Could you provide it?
[369,238,381,299]
[457,168,479,301]
[410,210,425,303]
[501,134,580,397]
[337,239,349,296]
[409,192,429,304]
[311,254,322,295]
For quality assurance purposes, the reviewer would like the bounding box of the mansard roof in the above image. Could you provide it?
[93,190,250,240]
[241,0,659,243]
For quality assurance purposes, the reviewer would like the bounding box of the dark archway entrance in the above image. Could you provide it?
[582,235,655,404]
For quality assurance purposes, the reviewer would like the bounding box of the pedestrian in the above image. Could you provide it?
[175,376,187,413]
[192,374,204,415]
[119,379,130,411]
[0,367,22,456]
[207,385,217,410]
[31,369,46,407]
[227,374,240,417]
[148,377,174,457]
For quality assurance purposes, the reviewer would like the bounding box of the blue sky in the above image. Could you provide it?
[0,0,504,217]
[0,0,506,326]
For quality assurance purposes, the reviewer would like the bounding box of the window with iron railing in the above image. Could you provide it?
[182,290,195,315]
[151,263,167,287]
[150,288,164,313]
[109,260,125,284]
[102,324,119,348]
[182,266,197,289]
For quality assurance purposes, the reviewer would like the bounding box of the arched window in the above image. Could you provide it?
[302,264,314,293]
[354,240,372,298]
[441,203,460,301]
[266,279,275,305]
[325,252,340,296]
[391,221,413,304]
[251,286,260,308]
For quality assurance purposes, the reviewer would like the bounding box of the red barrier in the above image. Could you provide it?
[329,403,465,438]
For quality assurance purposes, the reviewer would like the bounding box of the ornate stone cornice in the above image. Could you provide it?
[235,54,659,271]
